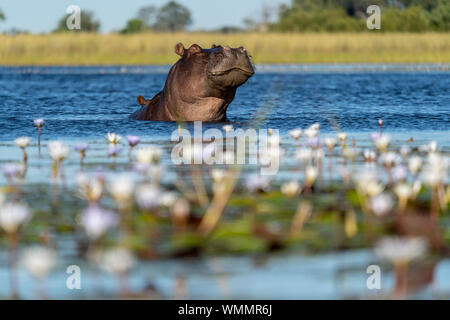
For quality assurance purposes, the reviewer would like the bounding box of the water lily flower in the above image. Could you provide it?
[14,137,30,149]
[126,135,140,148]
[394,183,412,211]
[211,169,226,184]
[21,246,57,279]
[408,156,422,176]
[171,198,191,221]
[354,172,384,197]
[222,125,233,133]
[392,165,408,182]
[15,137,30,163]
[337,132,347,142]
[160,192,178,207]
[295,148,312,163]
[381,152,401,168]
[81,204,117,240]
[135,184,160,211]
[135,146,162,164]
[306,137,321,149]
[375,236,427,265]
[305,166,318,188]
[105,132,122,145]
[281,181,301,197]
[422,153,447,187]
[48,141,69,162]
[374,134,391,153]
[363,149,377,162]
[33,118,44,128]
[0,202,31,234]
[289,129,302,140]
[369,193,394,216]
[74,142,88,166]
[324,137,337,150]
[378,119,383,133]
[77,173,103,202]
[2,163,20,180]
[245,173,270,193]
[108,175,135,206]
[304,127,318,139]
[400,145,410,158]
[99,248,136,276]
[107,145,122,157]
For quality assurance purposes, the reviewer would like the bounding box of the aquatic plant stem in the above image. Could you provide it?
[38,127,41,155]
[8,232,19,299]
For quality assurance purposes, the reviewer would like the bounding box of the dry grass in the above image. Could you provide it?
[1,32,449,65]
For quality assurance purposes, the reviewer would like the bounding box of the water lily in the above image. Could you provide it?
[408,156,422,176]
[369,193,394,216]
[48,141,69,162]
[375,236,427,265]
[171,198,191,230]
[105,132,122,145]
[81,204,117,240]
[2,163,20,180]
[289,128,302,140]
[0,202,31,234]
[281,181,301,197]
[378,119,383,133]
[15,137,30,163]
[33,118,44,152]
[400,145,410,158]
[108,175,135,207]
[245,173,270,193]
[77,173,103,202]
[135,146,162,164]
[100,248,136,276]
[392,165,408,182]
[135,184,160,211]
[324,137,337,150]
[21,246,57,279]
[222,125,233,133]
[126,135,140,147]
[394,183,412,211]
[363,149,376,162]
[374,134,391,153]
[107,145,122,163]
[305,166,318,188]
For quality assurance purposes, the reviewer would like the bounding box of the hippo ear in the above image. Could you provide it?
[188,44,202,55]
[175,43,185,56]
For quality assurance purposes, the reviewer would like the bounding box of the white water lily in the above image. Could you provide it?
[394,183,412,206]
[281,181,301,197]
[408,156,422,175]
[160,192,178,207]
[135,184,160,210]
[222,125,233,133]
[77,173,103,202]
[363,149,376,162]
[100,248,136,275]
[0,202,31,233]
[210,169,226,184]
[324,137,337,150]
[14,137,30,148]
[108,175,135,204]
[304,127,318,139]
[305,166,318,187]
[422,153,447,187]
[48,141,69,162]
[289,129,302,140]
[171,198,191,219]
[21,246,57,279]
[105,132,122,144]
[400,145,410,158]
[374,134,391,152]
[375,237,427,265]
[381,152,401,168]
[369,193,394,216]
[337,132,347,142]
[135,146,162,164]
[354,172,384,197]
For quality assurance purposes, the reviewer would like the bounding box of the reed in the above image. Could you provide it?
[1,32,449,65]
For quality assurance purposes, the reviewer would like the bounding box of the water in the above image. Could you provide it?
[0,64,449,141]
[0,64,449,299]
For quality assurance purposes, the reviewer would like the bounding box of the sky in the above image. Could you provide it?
[0,0,290,33]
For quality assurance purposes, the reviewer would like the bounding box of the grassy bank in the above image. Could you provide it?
[1,32,449,65]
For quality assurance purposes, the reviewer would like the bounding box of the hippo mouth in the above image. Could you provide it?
[208,67,255,77]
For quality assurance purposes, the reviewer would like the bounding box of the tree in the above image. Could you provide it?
[53,10,100,33]
[137,5,158,28]
[0,8,5,21]
[154,1,192,32]
[121,18,145,34]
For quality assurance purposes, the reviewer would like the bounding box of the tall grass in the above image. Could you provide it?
[0,32,449,65]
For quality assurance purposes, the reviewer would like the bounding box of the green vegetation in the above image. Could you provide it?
[121,1,192,34]
[53,10,100,33]
[272,0,450,32]
[0,8,5,21]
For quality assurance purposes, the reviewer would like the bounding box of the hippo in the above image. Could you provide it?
[130,43,254,121]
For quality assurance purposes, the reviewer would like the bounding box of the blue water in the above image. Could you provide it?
[0,65,449,299]
[0,65,448,141]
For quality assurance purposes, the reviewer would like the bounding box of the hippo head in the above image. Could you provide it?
[174,43,254,91]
